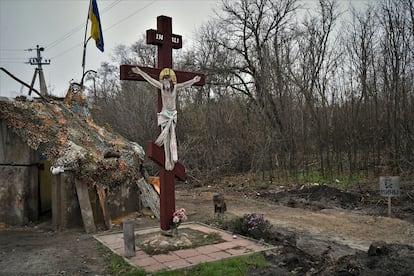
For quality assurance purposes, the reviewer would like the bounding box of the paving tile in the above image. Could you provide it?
[226,247,249,255]
[127,256,140,264]
[144,262,168,272]
[109,242,124,250]
[163,258,191,270]
[233,239,255,247]
[128,250,149,262]
[207,250,232,260]
[98,235,123,246]
[214,241,237,250]
[173,248,199,258]
[133,256,159,267]
[186,254,214,264]
[152,252,181,263]
[195,244,221,254]
[114,247,124,256]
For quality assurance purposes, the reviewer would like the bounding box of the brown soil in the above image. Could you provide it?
[0,228,107,276]
[1,178,413,275]
[176,179,414,275]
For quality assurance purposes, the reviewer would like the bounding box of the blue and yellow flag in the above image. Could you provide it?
[89,0,104,52]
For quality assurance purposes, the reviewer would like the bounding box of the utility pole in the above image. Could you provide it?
[27,45,50,96]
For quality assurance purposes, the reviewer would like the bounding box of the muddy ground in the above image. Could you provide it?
[1,178,413,275]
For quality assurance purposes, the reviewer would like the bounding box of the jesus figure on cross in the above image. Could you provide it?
[132,66,201,171]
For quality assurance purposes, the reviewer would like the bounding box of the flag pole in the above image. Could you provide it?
[81,0,92,87]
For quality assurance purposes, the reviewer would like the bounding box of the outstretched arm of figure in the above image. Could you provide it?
[176,75,201,89]
[131,67,162,89]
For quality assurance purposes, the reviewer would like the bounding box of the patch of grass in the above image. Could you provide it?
[98,243,146,276]
[106,253,146,276]
[298,171,327,183]
[156,253,269,276]
[297,170,369,187]
[204,231,222,242]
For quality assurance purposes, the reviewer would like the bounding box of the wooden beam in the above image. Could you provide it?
[97,185,112,229]
[74,179,97,233]
[51,175,61,230]
[137,177,160,218]
[120,65,205,86]
[146,140,186,181]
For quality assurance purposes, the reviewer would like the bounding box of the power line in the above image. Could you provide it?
[46,24,85,50]
[46,0,123,51]
[101,0,123,13]
[0,61,26,64]
[49,41,83,60]
[105,1,157,32]
[50,0,157,61]
[0,49,27,52]
[0,58,26,61]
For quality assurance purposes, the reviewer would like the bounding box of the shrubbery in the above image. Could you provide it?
[230,213,273,241]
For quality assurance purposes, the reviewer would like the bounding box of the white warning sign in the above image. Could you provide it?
[379,176,400,197]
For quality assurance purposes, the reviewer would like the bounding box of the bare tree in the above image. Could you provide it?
[289,0,340,179]
[377,0,414,174]
[339,4,379,178]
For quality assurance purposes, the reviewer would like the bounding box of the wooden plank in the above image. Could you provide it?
[51,175,61,230]
[120,65,205,86]
[137,178,160,218]
[74,179,96,233]
[97,185,112,229]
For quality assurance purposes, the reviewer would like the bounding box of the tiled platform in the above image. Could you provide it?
[95,222,275,273]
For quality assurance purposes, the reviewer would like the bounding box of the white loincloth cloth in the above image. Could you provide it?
[155,109,178,171]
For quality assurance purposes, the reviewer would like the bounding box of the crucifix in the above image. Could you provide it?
[120,15,205,231]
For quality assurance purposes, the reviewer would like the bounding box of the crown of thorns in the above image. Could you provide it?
[159,68,177,84]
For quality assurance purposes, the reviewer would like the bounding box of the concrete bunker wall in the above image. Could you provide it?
[0,120,39,225]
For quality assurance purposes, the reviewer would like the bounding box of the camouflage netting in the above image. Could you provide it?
[0,87,145,188]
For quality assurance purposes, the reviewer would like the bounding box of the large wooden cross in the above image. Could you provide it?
[120,15,205,231]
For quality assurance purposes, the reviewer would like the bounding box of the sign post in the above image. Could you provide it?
[379,176,400,217]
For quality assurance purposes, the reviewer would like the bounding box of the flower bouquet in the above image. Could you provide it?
[172,208,188,233]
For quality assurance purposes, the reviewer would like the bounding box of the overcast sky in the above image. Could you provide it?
[0,0,373,98]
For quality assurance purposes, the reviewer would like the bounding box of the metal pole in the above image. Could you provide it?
[81,0,92,87]
[388,197,392,217]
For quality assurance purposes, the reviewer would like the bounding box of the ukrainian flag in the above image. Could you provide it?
[89,0,104,52]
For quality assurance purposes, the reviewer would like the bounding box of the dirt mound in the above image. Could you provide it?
[257,183,414,222]
[248,241,414,276]
[248,243,329,276]
[323,242,414,275]
[264,184,362,210]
